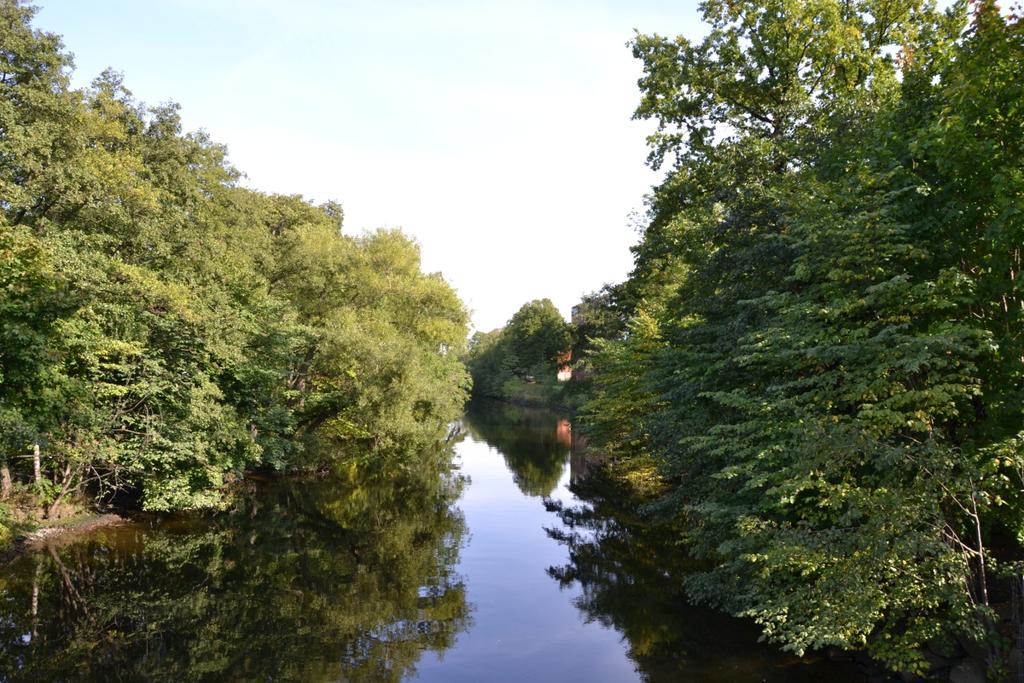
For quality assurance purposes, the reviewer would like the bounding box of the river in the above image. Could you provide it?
[0,400,871,681]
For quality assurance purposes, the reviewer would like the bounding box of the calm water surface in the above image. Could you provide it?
[0,400,870,681]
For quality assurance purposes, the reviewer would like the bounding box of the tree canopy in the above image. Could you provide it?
[465,298,571,400]
[580,0,1024,676]
[0,0,470,514]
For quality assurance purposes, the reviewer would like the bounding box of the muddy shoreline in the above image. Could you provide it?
[1,513,132,563]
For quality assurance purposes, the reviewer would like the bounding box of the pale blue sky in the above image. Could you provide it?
[37,0,705,331]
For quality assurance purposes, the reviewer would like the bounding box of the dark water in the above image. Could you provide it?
[0,400,870,682]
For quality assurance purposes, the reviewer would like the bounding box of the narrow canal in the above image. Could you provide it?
[0,400,870,681]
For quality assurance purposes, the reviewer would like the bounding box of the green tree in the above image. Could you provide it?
[583,0,1024,675]
[465,299,572,404]
[569,284,625,364]
[0,0,471,514]
[502,298,571,377]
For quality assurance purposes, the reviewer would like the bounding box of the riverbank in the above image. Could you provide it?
[21,513,130,546]
[0,490,90,552]
[471,377,563,407]
[0,507,130,562]
[471,376,592,412]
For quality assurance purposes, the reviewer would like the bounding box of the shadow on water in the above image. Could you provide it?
[463,398,872,682]
[0,400,876,682]
[545,470,872,682]
[0,458,470,683]
[461,399,572,498]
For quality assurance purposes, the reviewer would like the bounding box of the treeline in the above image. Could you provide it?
[576,0,1022,677]
[0,1,469,518]
[465,298,571,403]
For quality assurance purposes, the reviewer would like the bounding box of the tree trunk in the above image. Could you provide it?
[33,442,41,484]
[0,464,11,499]
[31,556,41,641]
[45,463,73,520]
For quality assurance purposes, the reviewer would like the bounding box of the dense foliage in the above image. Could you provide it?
[568,285,626,368]
[0,1,470,514]
[581,0,1023,676]
[465,298,571,401]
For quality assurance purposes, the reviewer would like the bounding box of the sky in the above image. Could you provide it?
[36,0,705,332]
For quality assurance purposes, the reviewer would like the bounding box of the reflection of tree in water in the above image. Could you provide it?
[462,400,570,497]
[546,471,870,683]
[0,456,470,683]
